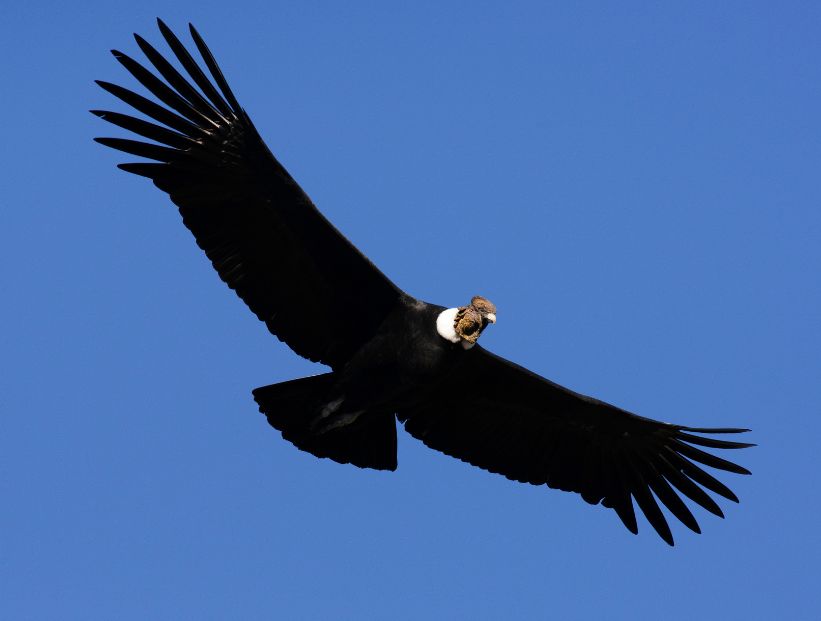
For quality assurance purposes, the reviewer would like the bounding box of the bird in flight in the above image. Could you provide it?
[94,19,753,545]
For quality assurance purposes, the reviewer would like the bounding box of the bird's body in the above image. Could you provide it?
[255,299,479,471]
[94,20,754,545]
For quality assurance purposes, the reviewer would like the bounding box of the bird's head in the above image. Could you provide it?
[454,296,497,345]
[435,296,497,348]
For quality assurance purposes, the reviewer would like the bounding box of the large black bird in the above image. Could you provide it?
[94,20,753,545]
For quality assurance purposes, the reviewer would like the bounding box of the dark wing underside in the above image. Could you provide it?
[93,19,402,369]
[397,347,753,545]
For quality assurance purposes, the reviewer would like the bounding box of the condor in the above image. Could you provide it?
[94,20,753,545]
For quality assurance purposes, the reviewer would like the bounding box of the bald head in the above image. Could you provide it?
[454,296,497,345]
[470,296,497,324]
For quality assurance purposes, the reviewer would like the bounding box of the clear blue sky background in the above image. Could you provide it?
[3,2,820,619]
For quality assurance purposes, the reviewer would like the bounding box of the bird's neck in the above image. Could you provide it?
[436,308,461,343]
[436,307,475,349]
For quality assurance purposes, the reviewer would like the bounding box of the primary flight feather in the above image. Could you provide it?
[94,19,753,545]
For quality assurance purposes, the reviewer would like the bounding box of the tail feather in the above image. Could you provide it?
[252,374,397,471]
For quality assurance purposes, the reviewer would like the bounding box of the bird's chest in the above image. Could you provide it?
[392,310,463,385]
[338,304,464,406]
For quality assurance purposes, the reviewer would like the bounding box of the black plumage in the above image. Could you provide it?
[94,20,753,545]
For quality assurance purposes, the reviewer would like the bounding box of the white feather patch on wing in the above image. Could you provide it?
[436,307,461,343]
[320,397,344,418]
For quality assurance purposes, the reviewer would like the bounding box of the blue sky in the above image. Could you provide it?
[3,2,820,619]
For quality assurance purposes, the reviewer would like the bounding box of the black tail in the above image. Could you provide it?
[252,374,398,471]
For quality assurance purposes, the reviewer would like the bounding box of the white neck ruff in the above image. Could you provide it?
[436,308,461,343]
[436,307,477,348]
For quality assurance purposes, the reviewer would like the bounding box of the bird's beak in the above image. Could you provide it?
[486,313,496,324]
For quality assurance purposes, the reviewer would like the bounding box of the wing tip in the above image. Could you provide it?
[679,426,753,434]
[156,18,172,38]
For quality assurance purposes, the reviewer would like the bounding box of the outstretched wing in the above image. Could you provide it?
[93,20,403,369]
[398,347,753,545]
